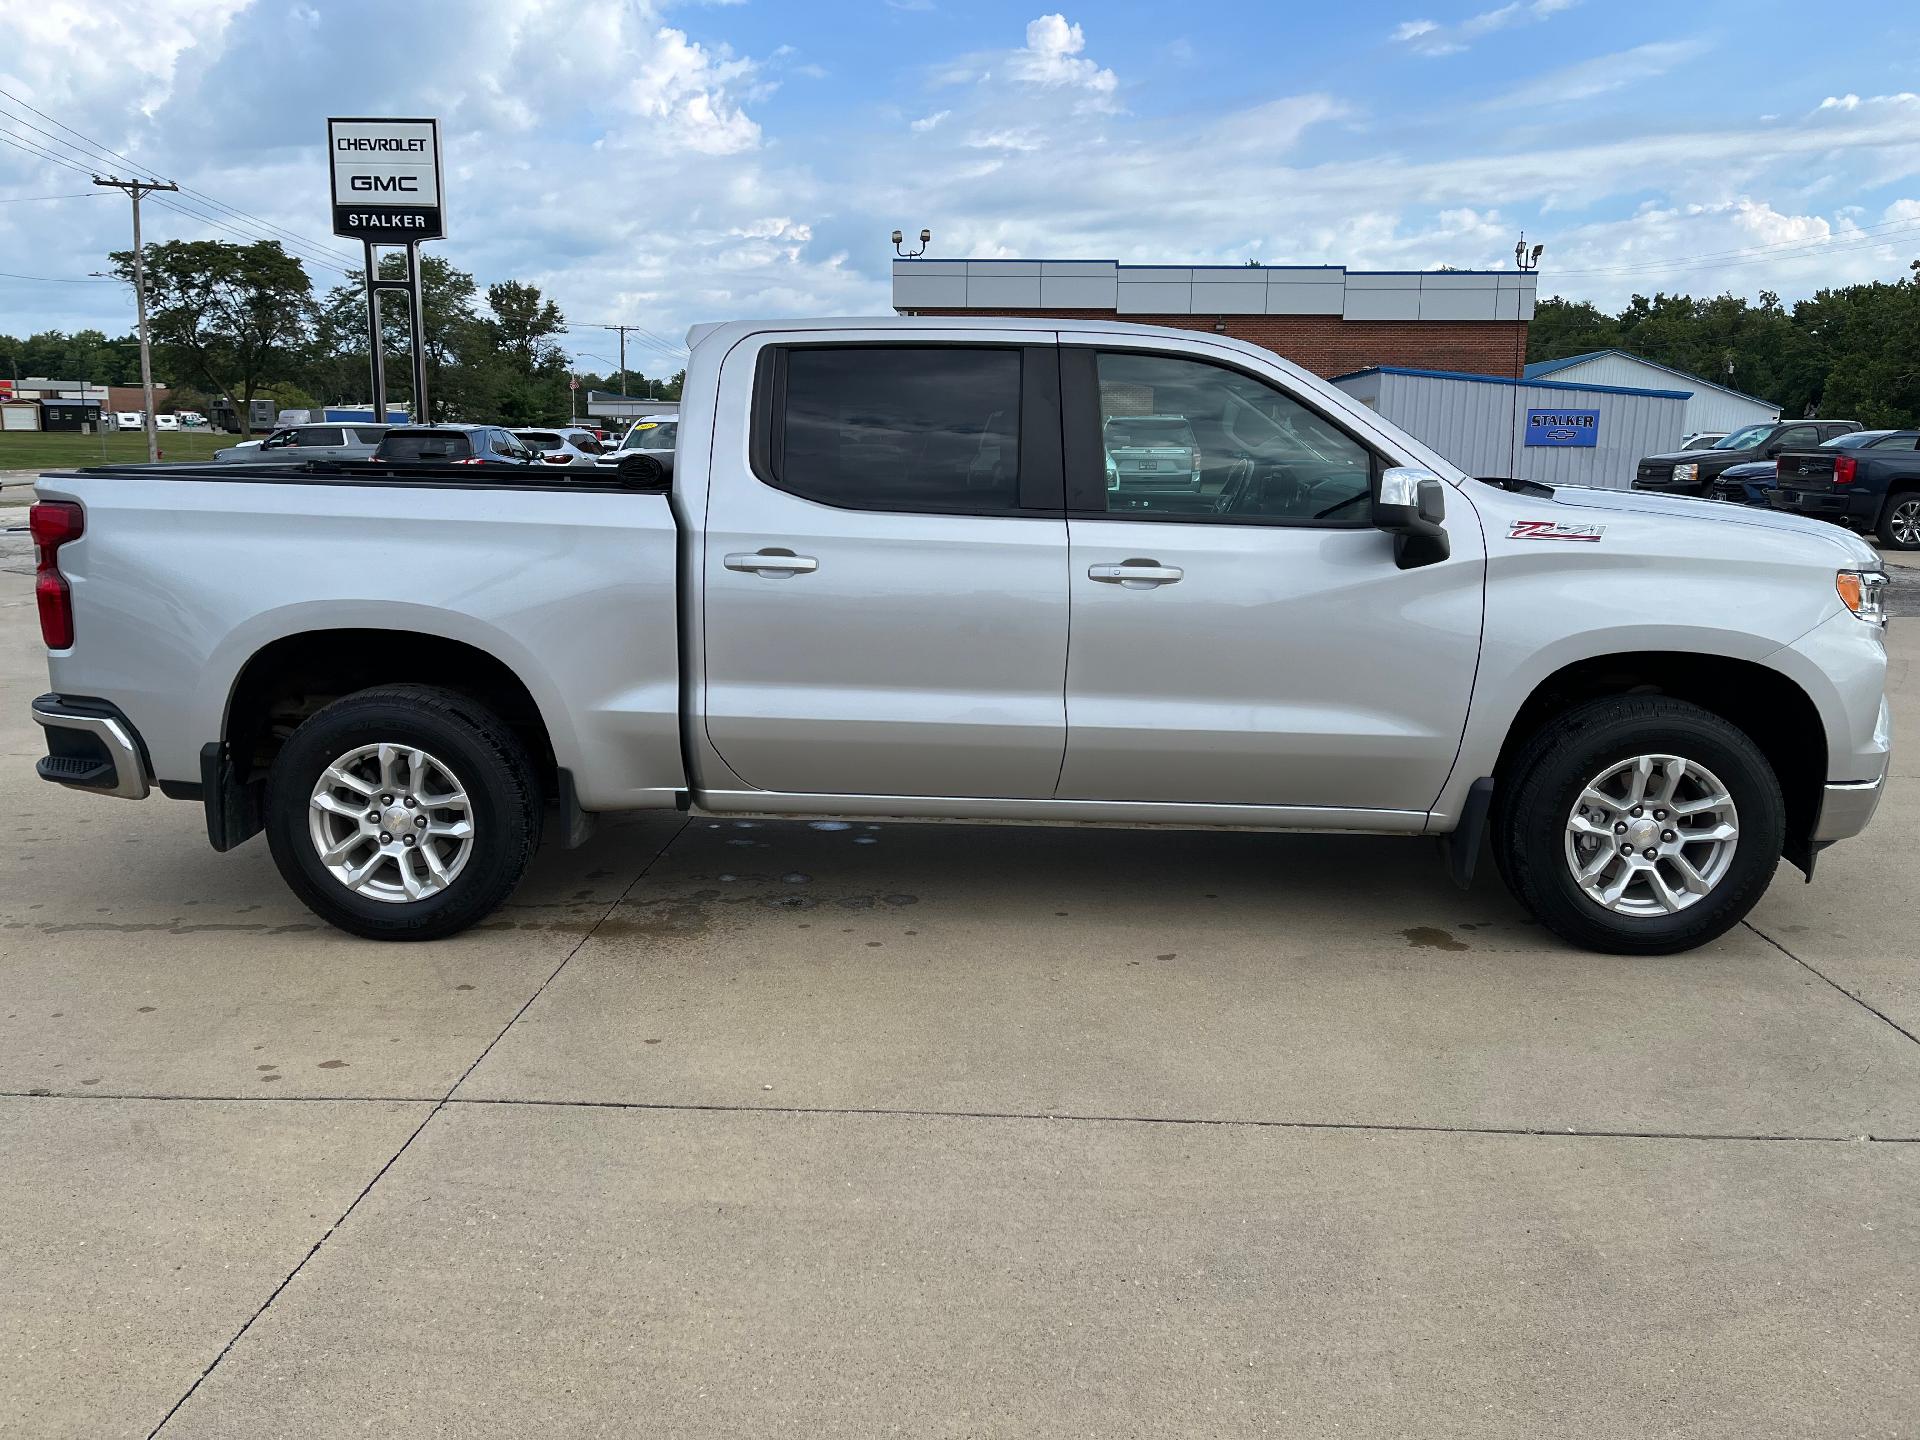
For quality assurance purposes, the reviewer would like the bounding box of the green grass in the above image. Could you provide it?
[0,429,239,471]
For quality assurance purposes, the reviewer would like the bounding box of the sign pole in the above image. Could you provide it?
[406,246,430,424]
[362,241,387,428]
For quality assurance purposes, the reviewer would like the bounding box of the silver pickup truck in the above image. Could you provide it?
[28,317,1892,954]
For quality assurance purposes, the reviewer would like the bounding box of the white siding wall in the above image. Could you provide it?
[1538,354,1778,436]
[1337,373,1687,489]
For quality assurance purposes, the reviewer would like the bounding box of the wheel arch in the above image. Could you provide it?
[221,627,563,798]
[1491,651,1826,869]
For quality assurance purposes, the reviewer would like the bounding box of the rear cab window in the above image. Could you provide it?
[753,345,1047,515]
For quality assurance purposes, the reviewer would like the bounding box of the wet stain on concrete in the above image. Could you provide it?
[1156,953,1177,962]
[454,984,474,991]
[1403,925,1470,952]
[136,1006,156,1013]
[316,1059,349,1070]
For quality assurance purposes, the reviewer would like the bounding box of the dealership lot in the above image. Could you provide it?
[2,559,1917,1435]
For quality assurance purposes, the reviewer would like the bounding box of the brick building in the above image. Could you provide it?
[892,259,1536,378]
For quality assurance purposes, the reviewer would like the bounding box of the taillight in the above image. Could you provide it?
[542,453,570,464]
[30,500,83,649]
[453,456,484,465]
[1834,455,1857,484]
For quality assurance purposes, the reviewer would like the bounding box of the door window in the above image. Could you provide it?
[1082,352,1374,524]
[1870,434,1918,451]
[1775,426,1817,449]
[765,346,1023,514]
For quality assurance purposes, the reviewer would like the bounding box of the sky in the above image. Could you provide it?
[3,0,1918,377]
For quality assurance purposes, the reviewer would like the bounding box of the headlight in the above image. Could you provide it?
[1836,569,1889,625]
[1674,463,1697,482]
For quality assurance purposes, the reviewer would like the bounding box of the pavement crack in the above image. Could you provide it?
[142,818,689,1438]
[1744,919,1920,1047]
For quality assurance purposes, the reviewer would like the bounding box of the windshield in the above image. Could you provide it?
[1825,430,1891,449]
[1713,425,1774,450]
[621,421,677,450]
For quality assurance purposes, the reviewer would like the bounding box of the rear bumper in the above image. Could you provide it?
[1770,487,1876,525]
[30,694,151,800]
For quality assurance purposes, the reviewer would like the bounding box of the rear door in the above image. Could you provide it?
[699,331,1068,799]
[1056,339,1485,815]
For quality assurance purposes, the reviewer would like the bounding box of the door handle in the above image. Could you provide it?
[725,549,818,577]
[1088,560,1183,588]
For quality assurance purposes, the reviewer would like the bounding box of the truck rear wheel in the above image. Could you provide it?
[1876,492,1920,551]
[264,685,542,941]
[1493,696,1784,955]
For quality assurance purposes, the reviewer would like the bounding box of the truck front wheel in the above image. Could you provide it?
[264,685,542,941]
[1494,697,1784,955]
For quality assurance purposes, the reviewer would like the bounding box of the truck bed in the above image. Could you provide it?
[34,462,688,811]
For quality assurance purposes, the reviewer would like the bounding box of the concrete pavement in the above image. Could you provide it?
[2,576,1918,1436]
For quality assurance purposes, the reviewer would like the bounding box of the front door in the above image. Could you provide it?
[701,335,1069,799]
[1058,344,1486,814]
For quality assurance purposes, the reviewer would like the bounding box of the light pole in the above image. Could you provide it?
[892,227,932,258]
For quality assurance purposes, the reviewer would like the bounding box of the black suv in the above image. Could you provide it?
[1634,418,1860,498]
[370,425,538,467]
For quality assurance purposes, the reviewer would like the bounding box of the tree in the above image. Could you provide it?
[484,281,570,424]
[317,254,492,421]
[111,240,313,434]
[1526,298,1619,365]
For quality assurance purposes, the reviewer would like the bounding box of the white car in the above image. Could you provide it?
[114,412,143,432]
[513,428,604,469]
[155,414,179,432]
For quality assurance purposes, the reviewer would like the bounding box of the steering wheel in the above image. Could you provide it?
[1210,457,1259,515]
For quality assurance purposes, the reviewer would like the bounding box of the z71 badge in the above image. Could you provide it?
[1509,519,1605,542]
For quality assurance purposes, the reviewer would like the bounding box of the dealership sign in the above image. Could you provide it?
[1524,408,1599,447]
[328,117,444,242]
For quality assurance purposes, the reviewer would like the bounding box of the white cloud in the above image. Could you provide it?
[910,109,951,133]
[1487,38,1707,107]
[1390,0,1578,56]
[1006,14,1118,103]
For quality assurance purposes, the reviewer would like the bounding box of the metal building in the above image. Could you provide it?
[1523,349,1779,438]
[1332,366,1689,490]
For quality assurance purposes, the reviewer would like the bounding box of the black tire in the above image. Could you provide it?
[265,685,542,941]
[1875,490,1920,551]
[1493,696,1784,955]
[616,452,666,488]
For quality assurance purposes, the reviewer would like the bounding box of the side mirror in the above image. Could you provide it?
[1764,443,1782,457]
[1372,466,1449,570]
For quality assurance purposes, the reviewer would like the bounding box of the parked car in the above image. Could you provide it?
[596,415,678,484]
[370,424,539,466]
[28,317,1889,956]
[1104,413,1202,493]
[514,428,603,469]
[1707,460,1777,508]
[1768,430,1920,549]
[216,424,389,464]
[1681,431,1727,450]
[155,414,179,432]
[113,411,142,432]
[1635,419,1861,497]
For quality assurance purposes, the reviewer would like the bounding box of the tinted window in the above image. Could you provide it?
[1089,352,1373,524]
[350,427,387,444]
[518,432,565,451]
[1870,434,1919,451]
[376,431,472,462]
[1775,426,1818,449]
[774,347,1021,513]
[292,427,337,446]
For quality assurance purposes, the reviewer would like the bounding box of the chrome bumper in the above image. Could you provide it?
[31,694,151,800]
[1811,776,1884,844]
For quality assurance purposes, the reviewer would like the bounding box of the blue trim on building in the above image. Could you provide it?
[1332,365,1691,400]
[893,259,1512,276]
[1523,348,1772,405]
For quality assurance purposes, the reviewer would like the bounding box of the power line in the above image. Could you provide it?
[0,268,118,284]
[0,88,359,270]
[0,190,107,203]
[0,128,98,177]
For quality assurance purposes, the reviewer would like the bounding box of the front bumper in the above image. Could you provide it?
[31,694,151,800]
[1812,776,1885,843]
[1632,475,1709,496]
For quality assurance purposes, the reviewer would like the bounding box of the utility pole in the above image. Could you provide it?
[94,176,178,463]
[591,323,641,395]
